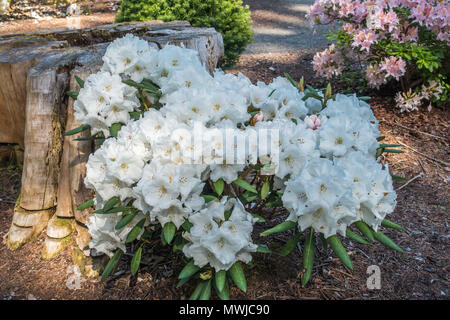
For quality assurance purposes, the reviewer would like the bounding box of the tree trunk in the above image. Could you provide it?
[1,21,224,259]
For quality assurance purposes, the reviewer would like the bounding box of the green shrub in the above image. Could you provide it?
[115,0,253,66]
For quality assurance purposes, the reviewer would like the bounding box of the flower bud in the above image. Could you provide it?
[304,115,322,130]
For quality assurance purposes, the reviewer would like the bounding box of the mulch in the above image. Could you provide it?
[0,0,449,301]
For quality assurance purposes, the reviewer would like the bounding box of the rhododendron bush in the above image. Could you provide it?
[66,34,405,300]
[307,0,450,112]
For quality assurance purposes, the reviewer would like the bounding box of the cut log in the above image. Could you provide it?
[1,21,224,257]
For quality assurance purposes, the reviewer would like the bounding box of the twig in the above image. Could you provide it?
[392,121,448,142]
[396,139,450,166]
[396,172,423,191]
[418,158,427,175]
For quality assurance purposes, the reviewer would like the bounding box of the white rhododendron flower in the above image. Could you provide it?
[76,34,398,277]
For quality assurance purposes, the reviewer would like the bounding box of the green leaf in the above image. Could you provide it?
[189,280,207,300]
[251,213,265,223]
[181,220,193,232]
[66,91,79,100]
[327,235,353,270]
[377,136,386,142]
[176,277,191,288]
[115,210,138,230]
[103,196,120,212]
[130,246,142,276]
[391,174,408,182]
[355,221,375,242]
[125,218,146,243]
[215,280,230,300]
[100,249,122,282]
[213,179,225,196]
[76,199,94,211]
[256,244,271,253]
[260,220,297,236]
[173,235,188,253]
[201,194,217,203]
[178,260,200,279]
[346,229,371,245]
[215,270,227,292]
[280,231,302,256]
[383,149,405,154]
[97,206,133,214]
[63,124,90,136]
[163,222,176,244]
[261,180,270,200]
[372,230,404,253]
[199,279,212,300]
[379,144,403,148]
[284,73,299,90]
[229,262,246,293]
[239,191,258,204]
[381,219,404,231]
[302,228,316,286]
[233,178,257,194]
[74,75,84,88]
[109,123,123,138]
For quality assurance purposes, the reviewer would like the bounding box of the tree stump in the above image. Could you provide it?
[1,20,224,259]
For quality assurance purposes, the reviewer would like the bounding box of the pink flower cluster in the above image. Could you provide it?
[307,0,448,112]
[307,0,450,45]
[312,44,344,78]
[380,56,407,80]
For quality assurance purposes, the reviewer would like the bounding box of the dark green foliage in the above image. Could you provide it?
[115,0,253,66]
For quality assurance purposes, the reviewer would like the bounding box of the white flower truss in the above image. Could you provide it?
[74,34,398,288]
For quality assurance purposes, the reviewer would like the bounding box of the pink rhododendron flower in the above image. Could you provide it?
[304,115,322,130]
[312,44,344,78]
[380,56,406,80]
[352,29,379,51]
[365,64,387,88]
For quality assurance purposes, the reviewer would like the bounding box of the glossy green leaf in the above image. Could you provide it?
[261,180,270,200]
[327,235,353,270]
[125,218,146,243]
[189,280,207,300]
[229,262,246,292]
[201,194,217,203]
[372,230,404,253]
[130,246,142,276]
[381,219,404,231]
[76,199,94,211]
[280,231,302,256]
[256,244,271,253]
[199,279,212,300]
[302,228,316,286]
[181,220,193,232]
[66,91,79,100]
[355,221,375,242]
[346,229,371,245]
[163,221,176,244]
[109,123,123,138]
[215,270,227,292]
[74,75,84,88]
[215,280,230,300]
[260,220,297,236]
[383,149,405,154]
[100,249,122,282]
[115,210,138,230]
[213,179,225,196]
[63,124,90,136]
[233,178,257,194]
[178,260,200,279]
